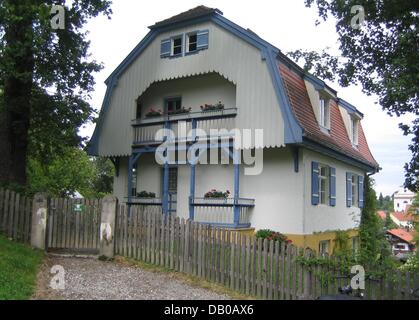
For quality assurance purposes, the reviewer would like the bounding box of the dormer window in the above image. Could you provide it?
[187,33,197,52]
[172,36,183,55]
[319,98,330,130]
[351,118,359,146]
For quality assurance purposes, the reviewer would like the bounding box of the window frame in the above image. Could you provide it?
[351,117,359,146]
[164,96,182,114]
[351,174,359,207]
[171,35,183,56]
[319,97,330,130]
[186,32,198,53]
[319,240,330,256]
[318,164,330,205]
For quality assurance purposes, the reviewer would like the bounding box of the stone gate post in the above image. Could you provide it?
[99,195,118,258]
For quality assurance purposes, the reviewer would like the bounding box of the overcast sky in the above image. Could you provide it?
[80,0,413,196]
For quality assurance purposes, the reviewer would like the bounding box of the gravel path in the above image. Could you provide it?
[33,255,231,300]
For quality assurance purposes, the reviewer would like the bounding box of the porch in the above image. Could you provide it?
[127,107,254,229]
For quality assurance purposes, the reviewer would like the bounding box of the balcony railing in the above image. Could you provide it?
[191,197,255,207]
[132,107,237,145]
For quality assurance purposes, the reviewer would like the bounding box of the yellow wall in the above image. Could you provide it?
[286,229,359,254]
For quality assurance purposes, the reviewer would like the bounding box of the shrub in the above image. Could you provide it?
[204,189,230,198]
[255,229,291,244]
[136,190,156,198]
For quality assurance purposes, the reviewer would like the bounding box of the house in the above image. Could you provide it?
[87,6,379,250]
[386,229,416,261]
[393,187,416,212]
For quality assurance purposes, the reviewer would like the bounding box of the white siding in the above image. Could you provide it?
[97,21,285,156]
[302,149,363,233]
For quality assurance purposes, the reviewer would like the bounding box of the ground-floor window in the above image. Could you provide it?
[351,175,358,206]
[319,240,330,256]
[318,164,330,205]
[352,236,359,255]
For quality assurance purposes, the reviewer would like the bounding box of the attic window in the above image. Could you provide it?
[351,118,359,146]
[187,33,197,52]
[319,98,330,130]
[172,36,183,55]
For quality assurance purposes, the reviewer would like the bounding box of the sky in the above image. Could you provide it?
[80,0,413,196]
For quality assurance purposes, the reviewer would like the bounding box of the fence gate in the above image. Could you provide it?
[46,198,101,254]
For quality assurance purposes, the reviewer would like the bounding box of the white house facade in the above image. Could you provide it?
[88,7,379,249]
[393,187,416,212]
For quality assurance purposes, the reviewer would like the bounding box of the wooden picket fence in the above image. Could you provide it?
[115,205,419,300]
[0,188,32,243]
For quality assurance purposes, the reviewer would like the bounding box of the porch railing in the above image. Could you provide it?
[132,107,237,145]
[191,197,254,228]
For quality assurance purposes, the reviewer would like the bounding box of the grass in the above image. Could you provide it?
[114,256,258,300]
[0,234,44,300]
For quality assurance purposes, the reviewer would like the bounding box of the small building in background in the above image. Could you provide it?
[393,187,415,212]
[386,228,416,262]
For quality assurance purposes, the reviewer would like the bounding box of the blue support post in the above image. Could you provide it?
[163,162,169,215]
[128,155,134,204]
[189,118,198,220]
[189,164,196,220]
[233,150,240,227]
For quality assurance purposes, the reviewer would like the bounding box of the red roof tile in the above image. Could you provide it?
[278,63,379,169]
[393,211,416,222]
[387,229,415,244]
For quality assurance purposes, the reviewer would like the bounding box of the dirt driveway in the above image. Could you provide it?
[33,255,231,300]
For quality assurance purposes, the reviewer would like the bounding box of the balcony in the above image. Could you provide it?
[132,107,237,145]
[190,197,254,228]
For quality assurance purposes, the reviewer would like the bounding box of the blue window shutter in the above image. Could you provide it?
[311,162,319,205]
[196,30,209,50]
[329,167,336,206]
[160,39,171,57]
[346,172,353,207]
[358,175,364,208]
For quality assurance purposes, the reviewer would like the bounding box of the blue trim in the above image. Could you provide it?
[197,222,251,229]
[358,175,364,208]
[302,137,377,172]
[346,172,353,208]
[311,161,320,205]
[163,163,169,215]
[329,167,336,207]
[264,49,303,144]
[337,98,364,118]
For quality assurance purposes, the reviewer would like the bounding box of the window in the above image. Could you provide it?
[187,33,197,52]
[319,98,330,129]
[352,237,359,255]
[136,98,142,119]
[351,174,358,207]
[351,118,359,146]
[319,240,330,256]
[172,36,182,55]
[318,164,330,205]
[165,97,182,114]
[168,167,178,193]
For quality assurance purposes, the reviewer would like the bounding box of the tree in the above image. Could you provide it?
[358,175,393,270]
[288,0,418,192]
[27,147,114,198]
[378,193,384,209]
[0,0,112,187]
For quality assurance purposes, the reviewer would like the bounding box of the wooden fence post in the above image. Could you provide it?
[30,193,48,250]
[99,195,118,258]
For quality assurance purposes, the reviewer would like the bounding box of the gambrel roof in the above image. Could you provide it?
[88,6,379,172]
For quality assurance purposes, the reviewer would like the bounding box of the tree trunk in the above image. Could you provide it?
[0,1,34,187]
